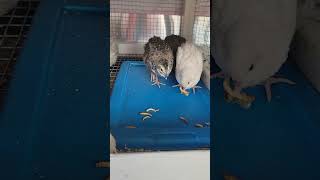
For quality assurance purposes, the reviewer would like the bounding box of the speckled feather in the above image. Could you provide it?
[165,34,186,72]
[165,35,186,59]
[143,36,174,76]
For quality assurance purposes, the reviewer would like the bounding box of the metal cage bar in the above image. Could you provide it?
[0,1,39,98]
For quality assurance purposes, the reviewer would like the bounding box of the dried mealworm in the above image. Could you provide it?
[194,123,204,128]
[146,108,159,113]
[142,116,151,121]
[139,112,152,116]
[179,116,189,125]
[180,86,189,96]
[125,125,137,128]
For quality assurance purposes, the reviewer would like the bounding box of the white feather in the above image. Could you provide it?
[176,42,203,89]
[213,0,297,87]
[198,45,210,90]
[110,38,118,67]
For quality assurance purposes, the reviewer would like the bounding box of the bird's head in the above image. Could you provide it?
[177,69,201,90]
[156,59,173,79]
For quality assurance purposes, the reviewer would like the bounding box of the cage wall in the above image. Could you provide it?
[193,0,210,46]
[110,0,184,43]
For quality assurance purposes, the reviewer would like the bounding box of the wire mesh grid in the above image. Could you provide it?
[110,0,184,44]
[110,56,142,90]
[193,0,210,46]
[0,1,39,102]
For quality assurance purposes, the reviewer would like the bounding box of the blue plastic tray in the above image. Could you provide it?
[213,62,320,180]
[0,0,108,179]
[110,61,210,150]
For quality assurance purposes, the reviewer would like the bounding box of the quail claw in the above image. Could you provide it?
[192,85,202,94]
[223,77,255,108]
[152,81,166,88]
[263,76,295,102]
[173,84,189,96]
[151,75,165,88]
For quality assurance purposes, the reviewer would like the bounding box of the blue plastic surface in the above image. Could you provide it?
[0,0,108,179]
[213,62,320,180]
[110,61,210,150]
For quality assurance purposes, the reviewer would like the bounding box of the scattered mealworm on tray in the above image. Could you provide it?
[125,125,137,128]
[142,116,151,121]
[194,123,204,128]
[179,116,189,125]
[139,112,152,116]
[146,108,159,113]
[180,86,189,96]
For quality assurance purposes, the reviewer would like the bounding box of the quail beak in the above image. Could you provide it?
[180,86,189,96]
